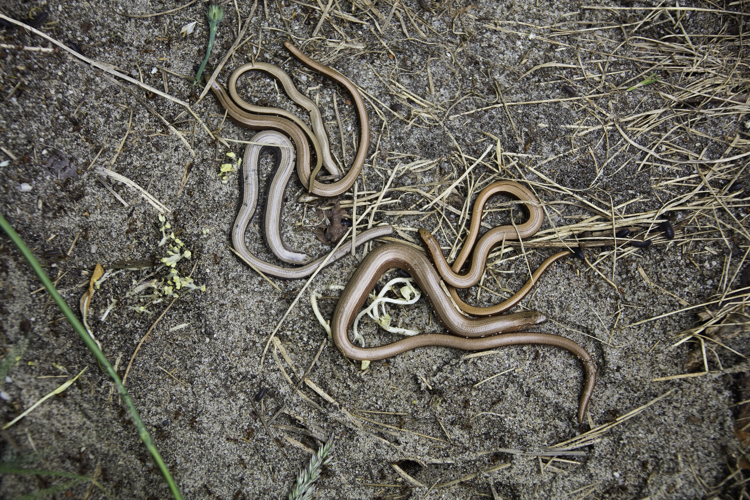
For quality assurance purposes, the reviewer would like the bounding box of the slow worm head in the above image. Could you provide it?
[421,181,545,289]
[232,131,394,279]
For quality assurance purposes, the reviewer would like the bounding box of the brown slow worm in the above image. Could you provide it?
[228,61,341,178]
[421,181,572,316]
[210,79,321,188]
[282,41,369,196]
[420,181,545,289]
[233,130,394,279]
[331,242,597,423]
[210,42,368,197]
[448,250,571,317]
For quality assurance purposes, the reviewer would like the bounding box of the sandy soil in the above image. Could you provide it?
[0,0,748,498]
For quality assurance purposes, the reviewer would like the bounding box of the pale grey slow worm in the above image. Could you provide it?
[241,130,308,264]
[233,130,393,279]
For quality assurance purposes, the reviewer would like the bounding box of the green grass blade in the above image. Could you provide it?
[0,212,183,500]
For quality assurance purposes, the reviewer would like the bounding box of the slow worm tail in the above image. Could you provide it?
[331,242,597,423]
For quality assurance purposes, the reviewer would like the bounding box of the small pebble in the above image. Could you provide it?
[90,244,97,253]
[66,41,84,55]
[0,391,10,402]
[562,85,577,97]
[572,246,585,260]
[17,183,31,192]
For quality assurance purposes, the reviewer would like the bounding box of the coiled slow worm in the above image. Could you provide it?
[210,79,320,187]
[420,181,545,289]
[421,181,571,316]
[210,41,368,197]
[228,61,341,178]
[331,242,597,423]
[282,41,369,197]
[233,130,393,279]
[239,131,308,264]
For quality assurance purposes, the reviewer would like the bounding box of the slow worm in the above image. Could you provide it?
[420,181,544,289]
[209,79,321,189]
[233,130,394,279]
[210,42,367,197]
[448,250,571,317]
[282,41,369,197]
[228,61,341,177]
[239,130,308,264]
[331,242,597,423]
[421,181,572,316]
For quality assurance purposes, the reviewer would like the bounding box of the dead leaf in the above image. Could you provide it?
[312,200,350,245]
[45,149,78,182]
[79,263,104,348]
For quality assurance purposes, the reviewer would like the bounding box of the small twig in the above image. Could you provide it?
[0,14,218,145]
[95,167,171,214]
[3,368,87,430]
[423,144,493,210]
[0,43,54,52]
[228,246,282,292]
[84,146,104,172]
[270,339,328,424]
[103,75,196,157]
[110,107,133,167]
[81,461,102,500]
[122,260,200,386]
[312,0,335,36]
[614,121,750,166]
